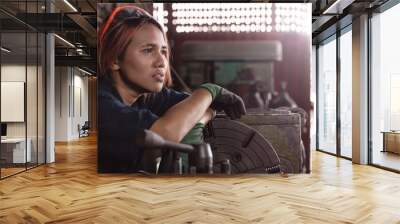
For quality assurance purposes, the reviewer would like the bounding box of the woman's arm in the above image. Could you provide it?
[150,88,212,142]
[198,108,215,125]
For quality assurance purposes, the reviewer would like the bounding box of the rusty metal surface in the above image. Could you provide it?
[239,112,304,173]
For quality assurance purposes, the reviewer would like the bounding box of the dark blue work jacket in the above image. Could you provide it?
[98,77,189,173]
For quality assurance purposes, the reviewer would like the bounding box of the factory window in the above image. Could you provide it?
[370,2,400,171]
[310,45,316,151]
[171,3,311,34]
[339,27,352,158]
[153,3,168,33]
[316,23,353,159]
[317,35,337,155]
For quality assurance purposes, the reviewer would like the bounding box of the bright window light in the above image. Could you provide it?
[172,3,310,33]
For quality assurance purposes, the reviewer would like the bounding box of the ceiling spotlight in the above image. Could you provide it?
[1,47,11,53]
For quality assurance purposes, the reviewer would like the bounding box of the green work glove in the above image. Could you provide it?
[180,123,205,173]
[198,83,246,120]
[198,83,222,101]
[181,123,205,145]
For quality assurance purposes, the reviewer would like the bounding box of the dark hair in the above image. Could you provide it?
[98,5,172,86]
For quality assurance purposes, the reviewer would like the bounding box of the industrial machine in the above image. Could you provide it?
[136,117,281,175]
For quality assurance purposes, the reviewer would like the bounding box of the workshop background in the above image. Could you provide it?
[98,3,312,174]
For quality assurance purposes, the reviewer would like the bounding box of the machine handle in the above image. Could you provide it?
[135,130,194,153]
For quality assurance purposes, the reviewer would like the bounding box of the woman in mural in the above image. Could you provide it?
[97,5,246,173]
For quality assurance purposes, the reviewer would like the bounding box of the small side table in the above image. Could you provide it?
[381,131,400,154]
[1,138,32,164]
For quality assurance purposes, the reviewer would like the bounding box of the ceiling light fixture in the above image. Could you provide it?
[77,67,93,76]
[322,0,355,15]
[63,0,78,12]
[1,47,11,53]
[54,34,75,48]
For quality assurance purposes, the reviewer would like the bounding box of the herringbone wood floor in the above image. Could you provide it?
[1,135,400,224]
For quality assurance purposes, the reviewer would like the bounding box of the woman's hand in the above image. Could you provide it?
[198,83,246,120]
[211,88,246,119]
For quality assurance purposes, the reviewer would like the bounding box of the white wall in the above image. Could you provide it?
[1,65,42,137]
[55,66,69,141]
[1,64,46,164]
[72,73,89,137]
[55,67,89,141]
[1,65,27,140]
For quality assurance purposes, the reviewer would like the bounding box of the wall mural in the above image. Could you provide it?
[97,3,312,175]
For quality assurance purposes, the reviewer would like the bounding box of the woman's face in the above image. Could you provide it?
[113,23,168,93]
